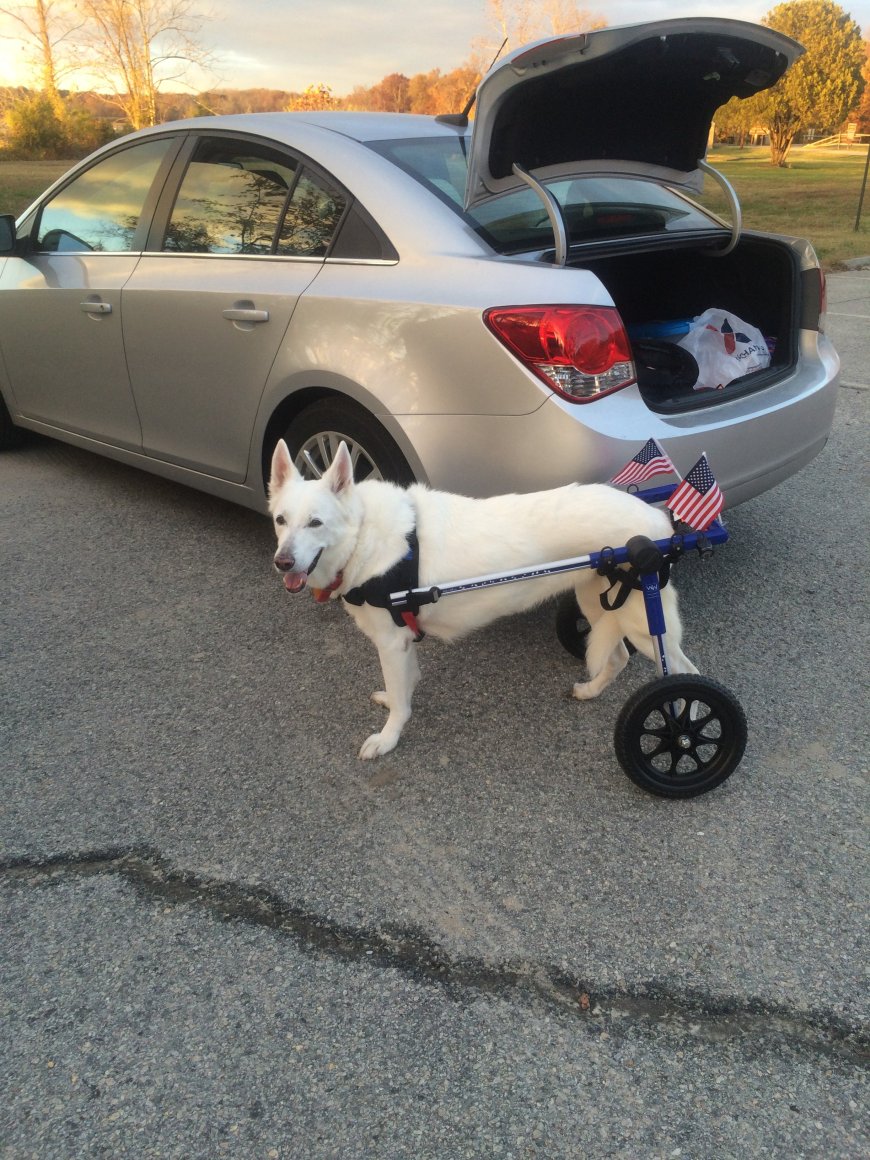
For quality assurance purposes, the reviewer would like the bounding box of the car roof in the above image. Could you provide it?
[133,111,468,146]
[107,110,484,261]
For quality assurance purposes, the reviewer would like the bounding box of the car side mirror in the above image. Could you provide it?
[0,215,17,253]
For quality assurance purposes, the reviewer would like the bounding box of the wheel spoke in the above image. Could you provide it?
[317,433,333,468]
[639,733,668,758]
[299,448,323,479]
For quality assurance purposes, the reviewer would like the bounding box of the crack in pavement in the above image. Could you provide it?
[2,847,867,1067]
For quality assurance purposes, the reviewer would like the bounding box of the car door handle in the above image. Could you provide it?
[222,307,269,323]
[80,300,112,315]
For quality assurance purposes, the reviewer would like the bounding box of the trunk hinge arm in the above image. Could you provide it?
[699,160,742,256]
[512,163,568,267]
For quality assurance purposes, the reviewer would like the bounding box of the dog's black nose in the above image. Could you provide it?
[274,554,295,573]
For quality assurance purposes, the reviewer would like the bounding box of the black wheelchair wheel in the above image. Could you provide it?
[555,593,637,660]
[555,593,591,659]
[614,675,747,798]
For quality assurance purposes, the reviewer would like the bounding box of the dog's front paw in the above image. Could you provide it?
[572,680,598,701]
[359,730,399,760]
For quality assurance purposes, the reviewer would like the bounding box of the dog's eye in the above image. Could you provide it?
[275,515,286,526]
[308,518,323,528]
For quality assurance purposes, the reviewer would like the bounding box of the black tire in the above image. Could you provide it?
[0,394,26,450]
[555,592,636,660]
[614,674,747,798]
[285,399,415,485]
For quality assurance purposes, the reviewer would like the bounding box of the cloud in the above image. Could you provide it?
[202,0,487,92]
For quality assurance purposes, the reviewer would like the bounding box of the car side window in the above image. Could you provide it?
[277,170,346,257]
[163,140,298,255]
[35,138,173,253]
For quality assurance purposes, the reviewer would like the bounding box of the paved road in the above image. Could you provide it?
[1,274,867,1158]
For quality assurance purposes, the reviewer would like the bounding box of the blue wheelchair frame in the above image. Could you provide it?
[387,482,727,682]
[379,481,744,799]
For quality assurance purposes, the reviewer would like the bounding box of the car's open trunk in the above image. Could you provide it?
[577,234,801,412]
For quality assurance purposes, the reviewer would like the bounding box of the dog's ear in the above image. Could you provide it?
[325,441,354,496]
[269,439,300,495]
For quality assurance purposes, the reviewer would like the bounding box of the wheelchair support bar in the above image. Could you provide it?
[389,521,728,613]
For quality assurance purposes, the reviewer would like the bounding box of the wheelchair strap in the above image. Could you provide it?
[597,547,675,612]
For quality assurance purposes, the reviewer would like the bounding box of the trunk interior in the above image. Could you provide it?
[578,235,799,412]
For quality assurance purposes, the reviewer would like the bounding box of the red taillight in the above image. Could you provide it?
[484,305,636,402]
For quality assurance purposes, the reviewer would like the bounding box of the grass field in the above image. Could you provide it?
[0,159,72,217]
[700,145,870,267]
[1,146,869,267]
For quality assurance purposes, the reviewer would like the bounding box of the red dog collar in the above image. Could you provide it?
[311,572,344,603]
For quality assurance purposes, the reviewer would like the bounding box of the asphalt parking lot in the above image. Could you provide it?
[1,272,867,1158]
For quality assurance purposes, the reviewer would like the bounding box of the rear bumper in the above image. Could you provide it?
[388,335,840,506]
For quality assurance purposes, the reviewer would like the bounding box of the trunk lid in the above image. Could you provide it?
[465,18,802,209]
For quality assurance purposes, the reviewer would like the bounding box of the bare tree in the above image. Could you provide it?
[485,0,606,55]
[76,0,212,129]
[0,0,82,110]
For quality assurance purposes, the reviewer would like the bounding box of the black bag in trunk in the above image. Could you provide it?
[632,339,699,395]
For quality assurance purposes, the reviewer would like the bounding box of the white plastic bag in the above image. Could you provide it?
[677,308,771,391]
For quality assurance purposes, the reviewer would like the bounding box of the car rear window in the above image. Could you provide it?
[370,135,718,254]
[163,138,348,257]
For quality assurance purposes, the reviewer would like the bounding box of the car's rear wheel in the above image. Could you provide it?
[284,399,415,485]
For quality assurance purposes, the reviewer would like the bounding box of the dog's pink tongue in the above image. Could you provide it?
[282,571,308,593]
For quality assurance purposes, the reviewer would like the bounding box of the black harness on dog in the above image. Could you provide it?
[342,530,426,642]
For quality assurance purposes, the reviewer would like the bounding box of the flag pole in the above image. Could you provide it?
[660,441,683,482]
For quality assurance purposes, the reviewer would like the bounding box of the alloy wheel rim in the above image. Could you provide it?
[295,430,383,482]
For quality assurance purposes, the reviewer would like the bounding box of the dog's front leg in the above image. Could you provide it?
[359,634,420,760]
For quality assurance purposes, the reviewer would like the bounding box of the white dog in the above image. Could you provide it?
[269,439,697,759]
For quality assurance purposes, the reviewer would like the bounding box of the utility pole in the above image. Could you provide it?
[855,137,870,231]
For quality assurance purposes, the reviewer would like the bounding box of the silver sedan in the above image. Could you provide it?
[0,18,839,510]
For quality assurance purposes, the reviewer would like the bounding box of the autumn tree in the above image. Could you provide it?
[76,0,212,129]
[749,0,865,165]
[851,39,870,133]
[366,72,411,112]
[286,83,337,112]
[714,96,759,147]
[4,91,66,154]
[407,65,481,115]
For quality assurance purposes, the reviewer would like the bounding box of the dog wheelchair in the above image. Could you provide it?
[384,481,746,799]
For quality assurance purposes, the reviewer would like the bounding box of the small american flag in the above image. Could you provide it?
[611,438,676,486]
[667,454,724,530]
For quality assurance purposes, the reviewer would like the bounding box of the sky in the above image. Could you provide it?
[1,0,869,95]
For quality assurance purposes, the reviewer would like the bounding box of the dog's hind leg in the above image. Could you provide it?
[572,618,630,700]
[569,583,629,700]
[360,635,420,759]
